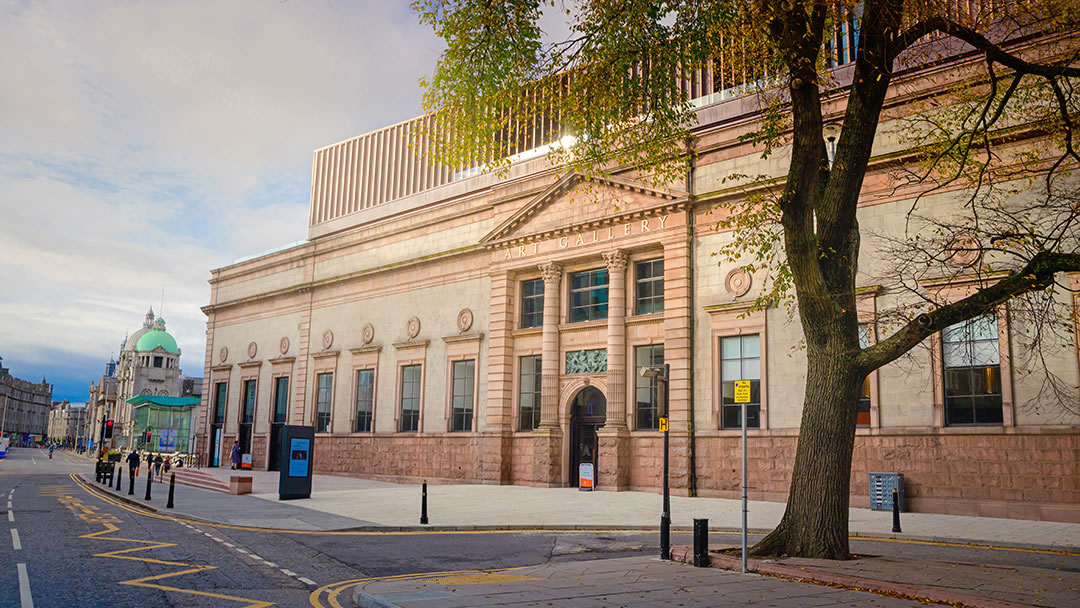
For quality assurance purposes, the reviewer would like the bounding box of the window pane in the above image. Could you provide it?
[972,341,1000,366]
[943,342,969,368]
[722,360,742,381]
[944,369,971,396]
[741,335,760,358]
[742,358,761,381]
[974,395,1004,424]
[721,337,741,359]
[858,324,872,349]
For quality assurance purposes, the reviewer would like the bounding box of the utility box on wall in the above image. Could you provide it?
[869,472,905,511]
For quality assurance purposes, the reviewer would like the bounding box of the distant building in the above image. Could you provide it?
[48,400,87,447]
[1,356,52,446]
[88,307,198,451]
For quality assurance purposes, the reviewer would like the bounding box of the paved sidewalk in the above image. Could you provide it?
[671,546,1080,608]
[198,468,1080,550]
[340,555,931,608]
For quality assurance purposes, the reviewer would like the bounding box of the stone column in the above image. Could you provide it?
[598,249,631,490]
[532,261,563,486]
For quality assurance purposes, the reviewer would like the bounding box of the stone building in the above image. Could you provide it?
[47,400,87,447]
[92,308,188,449]
[86,363,117,453]
[1,356,52,445]
[196,18,1080,522]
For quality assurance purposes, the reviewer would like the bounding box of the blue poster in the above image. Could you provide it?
[288,438,310,478]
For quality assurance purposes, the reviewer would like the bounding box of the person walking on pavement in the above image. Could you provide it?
[230,441,241,470]
[153,454,164,479]
[126,450,140,481]
[49,444,54,460]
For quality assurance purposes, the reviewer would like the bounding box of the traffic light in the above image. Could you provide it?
[103,420,114,439]
[146,431,152,442]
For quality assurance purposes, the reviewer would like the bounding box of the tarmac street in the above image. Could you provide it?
[2,447,1079,607]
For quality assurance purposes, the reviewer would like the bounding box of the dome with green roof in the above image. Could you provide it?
[134,317,179,354]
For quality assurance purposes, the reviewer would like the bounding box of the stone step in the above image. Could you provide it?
[168,469,231,493]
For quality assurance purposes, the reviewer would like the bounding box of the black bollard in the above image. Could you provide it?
[693,518,709,567]
[115,464,122,491]
[166,473,175,509]
[420,480,429,525]
[144,467,152,501]
[95,462,101,483]
[128,468,136,495]
[892,488,902,533]
[660,513,670,560]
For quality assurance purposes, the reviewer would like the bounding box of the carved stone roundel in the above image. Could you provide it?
[362,323,374,345]
[322,329,334,350]
[457,308,474,333]
[406,316,421,340]
[219,346,228,363]
[725,267,753,297]
[947,233,981,267]
[247,341,258,359]
[279,337,290,354]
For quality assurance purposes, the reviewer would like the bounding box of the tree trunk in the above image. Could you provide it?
[751,348,862,559]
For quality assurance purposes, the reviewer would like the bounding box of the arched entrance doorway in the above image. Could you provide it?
[568,386,606,487]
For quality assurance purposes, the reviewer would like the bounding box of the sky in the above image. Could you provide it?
[0,1,463,402]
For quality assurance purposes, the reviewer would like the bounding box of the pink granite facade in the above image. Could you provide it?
[196,29,1080,523]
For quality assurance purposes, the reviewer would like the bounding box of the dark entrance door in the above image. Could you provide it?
[268,424,284,471]
[568,386,606,487]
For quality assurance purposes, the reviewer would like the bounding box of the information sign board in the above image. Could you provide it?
[659,417,668,432]
[278,425,314,500]
[578,463,594,491]
[733,380,752,403]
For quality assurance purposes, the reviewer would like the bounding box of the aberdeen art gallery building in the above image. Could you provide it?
[196,30,1080,523]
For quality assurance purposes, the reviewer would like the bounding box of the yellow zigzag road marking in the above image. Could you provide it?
[71,474,1080,557]
[57,480,274,608]
[309,567,526,608]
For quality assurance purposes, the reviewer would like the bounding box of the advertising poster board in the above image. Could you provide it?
[278,425,314,500]
[578,463,594,491]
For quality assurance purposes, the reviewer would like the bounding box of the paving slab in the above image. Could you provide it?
[349,556,928,608]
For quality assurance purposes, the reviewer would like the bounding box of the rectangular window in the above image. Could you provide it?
[568,268,609,323]
[355,369,374,433]
[316,372,333,433]
[857,324,872,427]
[943,314,1003,425]
[213,382,227,424]
[399,365,421,432]
[450,360,475,432]
[153,356,163,368]
[521,278,545,329]
[272,376,289,424]
[519,355,542,431]
[635,344,664,430]
[635,259,665,315]
[242,379,256,425]
[720,335,761,429]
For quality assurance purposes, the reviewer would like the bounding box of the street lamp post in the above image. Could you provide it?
[642,364,671,559]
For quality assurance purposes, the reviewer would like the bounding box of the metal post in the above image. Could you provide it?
[144,465,152,501]
[660,363,670,560]
[693,518,709,567]
[741,399,748,574]
[167,473,175,509]
[892,488,902,533]
[128,467,135,496]
[420,480,429,525]
[117,465,123,493]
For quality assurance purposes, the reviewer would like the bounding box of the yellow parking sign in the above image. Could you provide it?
[734,380,751,403]
[659,417,668,432]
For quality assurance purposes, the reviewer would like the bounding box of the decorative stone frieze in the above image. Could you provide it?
[322,329,334,350]
[946,233,982,267]
[247,341,258,359]
[406,316,421,339]
[279,337,290,354]
[601,249,628,272]
[362,323,375,345]
[538,261,562,282]
[219,346,228,363]
[565,349,608,374]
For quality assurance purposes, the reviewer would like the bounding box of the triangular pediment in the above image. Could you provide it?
[481,173,687,246]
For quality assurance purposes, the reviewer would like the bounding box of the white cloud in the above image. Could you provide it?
[0,0,444,399]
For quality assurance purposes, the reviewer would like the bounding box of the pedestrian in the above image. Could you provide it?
[126,449,140,481]
[230,441,241,470]
[153,454,164,478]
[163,456,171,475]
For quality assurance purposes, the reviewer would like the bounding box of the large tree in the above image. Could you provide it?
[414,0,1080,559]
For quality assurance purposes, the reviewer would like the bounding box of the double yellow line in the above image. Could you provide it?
[309,567,524,608]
